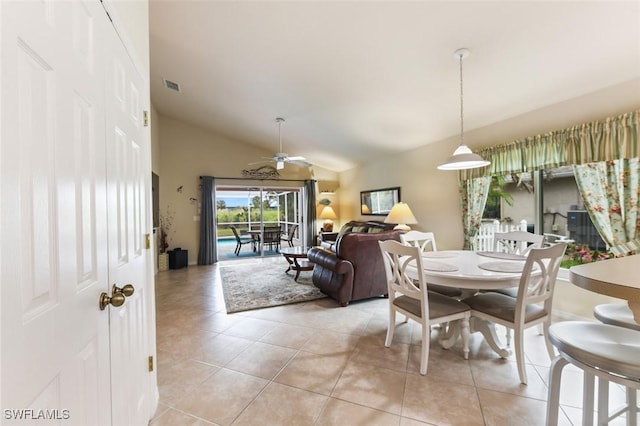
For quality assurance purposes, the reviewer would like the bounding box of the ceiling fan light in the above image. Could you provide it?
[276,160,284,170]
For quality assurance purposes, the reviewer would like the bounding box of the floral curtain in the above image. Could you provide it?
[459,176,491,250]
[574,158,640,256]
[461,110,639,180]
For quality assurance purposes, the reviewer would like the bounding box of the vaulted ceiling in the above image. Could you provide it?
[149,1,640,172]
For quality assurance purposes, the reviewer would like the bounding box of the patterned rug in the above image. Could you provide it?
[219,259,326,313]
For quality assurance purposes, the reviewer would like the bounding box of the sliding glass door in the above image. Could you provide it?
[214,185,303,260]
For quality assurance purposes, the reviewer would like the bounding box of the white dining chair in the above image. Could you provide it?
[493,230,544,256]
[462,242,567,384]
[378,240,471,375]
[400,230,437,252]
[400,231,462,298]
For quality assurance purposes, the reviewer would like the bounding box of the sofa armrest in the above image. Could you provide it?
[308,247,352,274]
[308,247,354,306]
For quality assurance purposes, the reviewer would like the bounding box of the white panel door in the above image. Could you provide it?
[104,19,153,426]
[1,1,111,424]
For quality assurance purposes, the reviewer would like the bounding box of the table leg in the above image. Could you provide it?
[284,255,294,273]
[293,258,301,281]
[471,318,512,358]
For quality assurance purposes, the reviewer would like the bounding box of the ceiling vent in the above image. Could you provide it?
[163,78,181,92]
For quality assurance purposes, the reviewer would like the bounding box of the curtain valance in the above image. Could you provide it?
[461,110,639,180]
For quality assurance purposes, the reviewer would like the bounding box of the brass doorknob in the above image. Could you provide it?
[99,291,126,311]
[113,284,135,297]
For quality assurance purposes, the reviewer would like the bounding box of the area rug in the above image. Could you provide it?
[220,259,326,313]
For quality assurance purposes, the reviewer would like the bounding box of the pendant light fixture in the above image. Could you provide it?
[437,48,490,171]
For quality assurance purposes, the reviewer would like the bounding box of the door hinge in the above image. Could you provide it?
[143,110,149,127]
[145,233,151,250]
[148,355,154,372]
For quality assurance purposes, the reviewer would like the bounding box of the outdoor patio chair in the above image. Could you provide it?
[281,224,298,247]
[231,226,254,256]
[263,226,281,252]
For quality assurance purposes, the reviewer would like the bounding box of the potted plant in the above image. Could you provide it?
[157,208,174,272]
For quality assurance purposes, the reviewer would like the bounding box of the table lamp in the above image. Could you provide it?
[384,202,417,231]
[319,205,337,232]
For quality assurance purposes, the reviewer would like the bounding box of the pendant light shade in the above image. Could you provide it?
[437,48,490,171]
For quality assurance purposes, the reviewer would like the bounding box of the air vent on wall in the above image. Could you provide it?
[163,78,181,92]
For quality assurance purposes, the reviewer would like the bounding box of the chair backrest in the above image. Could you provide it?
[514,242,567,321]
[263,227,281,243]
[400,230,437,252]
[231,226,242,242]
[285,223,298,240]
[493,231,544,255]
[378,240,427,306]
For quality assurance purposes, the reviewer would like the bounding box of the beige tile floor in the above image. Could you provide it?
[150,259,632,426]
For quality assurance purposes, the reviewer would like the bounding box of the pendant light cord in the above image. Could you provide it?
[459,52,464,147]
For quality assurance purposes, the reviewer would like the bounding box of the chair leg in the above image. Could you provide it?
[597,377,609,425]
[542,321,555,361]
[547,355,569,426]
[514,327,527,385]
[385,307,396,348]
[627,387,638,426]
[583,372,595,426]
[420,320,430,375]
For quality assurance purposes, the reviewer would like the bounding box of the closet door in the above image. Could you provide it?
[1,1,111,424]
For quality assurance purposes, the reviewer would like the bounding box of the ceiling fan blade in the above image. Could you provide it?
[248,159,272,166]
[287,159,312,168]
[286,155,306,161]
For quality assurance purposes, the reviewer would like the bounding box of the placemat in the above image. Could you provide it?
[423,260,458,272]
[423,251,459,259]
[476,251,526,261]
[478,261,527,273]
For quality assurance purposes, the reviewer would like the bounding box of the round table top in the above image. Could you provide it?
[409,250,535,290]
[280,246,310,257]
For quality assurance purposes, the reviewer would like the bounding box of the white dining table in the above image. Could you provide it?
[408,250,538,358]
[569,254,640,323]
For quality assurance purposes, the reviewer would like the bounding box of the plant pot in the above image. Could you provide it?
[158,253,169,272]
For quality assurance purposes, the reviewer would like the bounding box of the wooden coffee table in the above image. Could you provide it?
[280,246,314,281]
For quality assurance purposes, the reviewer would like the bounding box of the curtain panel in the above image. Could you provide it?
[198,176,216,264]
[304,180,316,247]
[459,176,491,250]
[574,158,640,256]
[461,110,639,180]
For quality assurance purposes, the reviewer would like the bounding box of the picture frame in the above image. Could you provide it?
[360,187,400,215]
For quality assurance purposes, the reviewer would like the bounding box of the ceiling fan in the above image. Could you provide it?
[250,117,312,170]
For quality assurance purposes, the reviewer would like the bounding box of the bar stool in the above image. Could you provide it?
[594,303,640,332]
[546,321,640,426]
[594,304,640,424]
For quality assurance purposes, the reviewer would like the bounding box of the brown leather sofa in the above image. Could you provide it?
[308,221,402,306]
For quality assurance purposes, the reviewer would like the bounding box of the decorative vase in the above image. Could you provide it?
[158,253,169,272]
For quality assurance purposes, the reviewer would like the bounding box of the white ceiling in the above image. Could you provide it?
[149,1,640,172]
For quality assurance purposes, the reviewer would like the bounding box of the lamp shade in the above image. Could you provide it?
[319,206,337,220]
[384,202,417,231]
[319,205,337,232]
[437,144,491,170]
